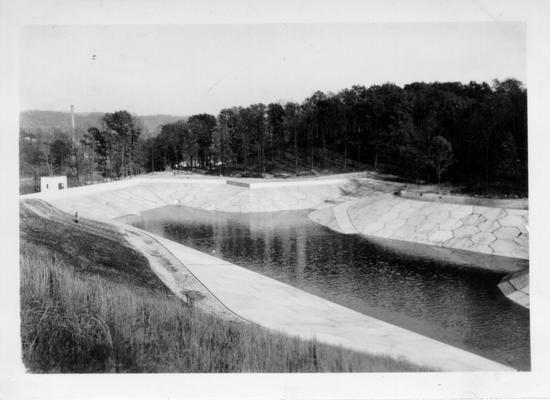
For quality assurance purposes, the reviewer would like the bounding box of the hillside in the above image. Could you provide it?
[19,200,431,373]
[20,110,187,140]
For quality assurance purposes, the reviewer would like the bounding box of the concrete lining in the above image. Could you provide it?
[19,175,527,370]
[332,201,358,234]
[33,176,354,217]
[311,194,529,264]
[138,227,513,371]
[499,268,530,308]
[398,190,528,210]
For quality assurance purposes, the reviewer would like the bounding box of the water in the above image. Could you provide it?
[123,206,530,370]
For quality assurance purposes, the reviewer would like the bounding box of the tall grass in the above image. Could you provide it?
[20,243,432,373]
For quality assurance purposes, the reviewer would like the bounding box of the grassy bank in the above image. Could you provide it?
[20,242,432,373]
[20,200,171,293]
[20,200,433,372]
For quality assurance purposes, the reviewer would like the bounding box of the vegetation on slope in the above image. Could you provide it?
[20,203,432,373]
[20,200,170,293]
[20,241,432,373]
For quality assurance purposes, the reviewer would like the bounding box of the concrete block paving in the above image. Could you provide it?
[385,218,407,230]
[450,206,474,219]
[494,226,521,240]
[427,212,450,224]
[406,215,427,227]
[500,214,524,227]
[427,230,453,244]
[325,194,528,260]
[439,217,463,230]
[471,231,497,246]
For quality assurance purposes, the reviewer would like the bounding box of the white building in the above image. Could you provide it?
[40,176,67,192]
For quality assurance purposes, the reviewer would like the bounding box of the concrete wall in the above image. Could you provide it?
[26,177,355,220]
[310,193,529,267]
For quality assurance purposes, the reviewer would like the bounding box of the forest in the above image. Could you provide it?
[20,79,527,195]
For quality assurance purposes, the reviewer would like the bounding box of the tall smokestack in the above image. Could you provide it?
[70,104,75,145]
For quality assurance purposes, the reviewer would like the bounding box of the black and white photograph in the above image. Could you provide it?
[2,1,550,399]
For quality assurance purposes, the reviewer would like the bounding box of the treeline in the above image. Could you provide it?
[19,111,185,192]
[20,79,527,195]
[20,111,145,190]
[145,79,527,193]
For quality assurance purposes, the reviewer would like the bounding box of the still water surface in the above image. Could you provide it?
[124,206,530,370]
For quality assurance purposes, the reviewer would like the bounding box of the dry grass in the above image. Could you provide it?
[20,242,433,373]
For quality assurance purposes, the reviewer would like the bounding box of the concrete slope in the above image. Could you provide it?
[35,177,355,218]
[349,195,529,259]
[122,225,242,320]
[499,268,530,308]
[141,230,513,372]
[311,194,529,263]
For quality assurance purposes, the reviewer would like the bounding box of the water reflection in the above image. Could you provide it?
[123,206,530,370]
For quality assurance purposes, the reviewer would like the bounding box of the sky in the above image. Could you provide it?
[19,23,526,116]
